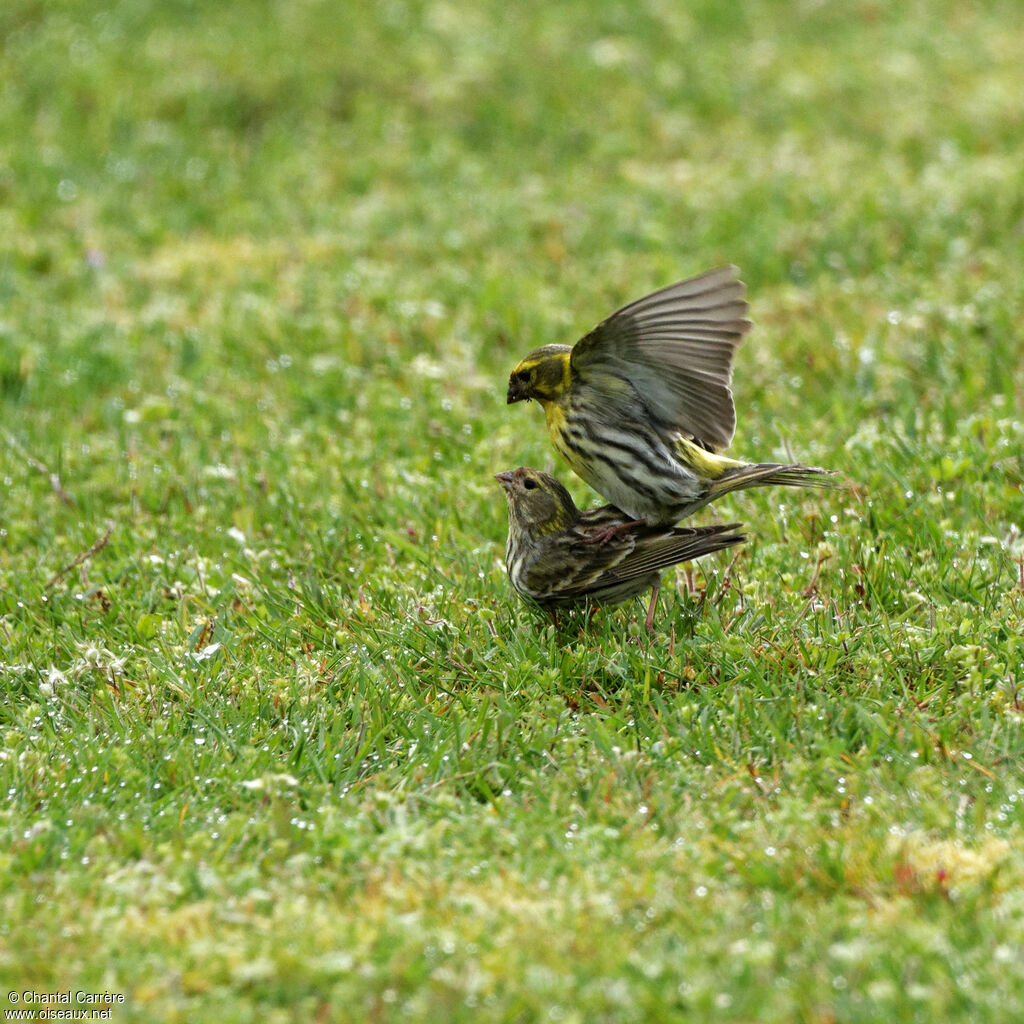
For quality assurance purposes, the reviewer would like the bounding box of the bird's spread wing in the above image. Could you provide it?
[570,266,751,451]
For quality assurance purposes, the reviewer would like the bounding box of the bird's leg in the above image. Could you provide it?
[644,581,661,634]
[581,519,645,546]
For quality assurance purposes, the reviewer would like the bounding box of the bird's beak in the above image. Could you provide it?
[506,380,524,404]
[494,470,516,489]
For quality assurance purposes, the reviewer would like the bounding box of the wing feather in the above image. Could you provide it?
[519,531,634,600]
[570,266,752,450]
[597,523,744,584]
[525,518,745,602]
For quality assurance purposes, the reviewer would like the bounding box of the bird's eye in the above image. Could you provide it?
[523,478,538,490]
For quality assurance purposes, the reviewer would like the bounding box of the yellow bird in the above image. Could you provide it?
[506,266,833,525]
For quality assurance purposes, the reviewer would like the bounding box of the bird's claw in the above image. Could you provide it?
[581,519,644,546]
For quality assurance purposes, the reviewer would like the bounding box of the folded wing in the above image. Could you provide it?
[521,519,745,602]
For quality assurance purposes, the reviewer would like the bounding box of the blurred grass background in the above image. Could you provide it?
[1,1,1023,1021]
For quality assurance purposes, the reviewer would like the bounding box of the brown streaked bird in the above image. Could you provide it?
[506,266,835,525]
[495,467,744,632]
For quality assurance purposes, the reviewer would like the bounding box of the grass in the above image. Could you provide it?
[1,0,1023,1020]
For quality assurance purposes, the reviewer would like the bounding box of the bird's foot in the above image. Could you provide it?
[581,519,644,546]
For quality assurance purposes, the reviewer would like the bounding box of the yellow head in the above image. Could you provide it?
[506,345,572,405]
[494,467,578,535]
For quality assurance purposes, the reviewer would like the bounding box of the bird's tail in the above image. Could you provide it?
[708,462,838,499]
